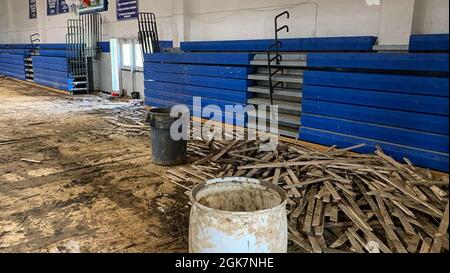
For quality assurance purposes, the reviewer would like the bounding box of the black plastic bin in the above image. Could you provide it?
[147,108,187,166]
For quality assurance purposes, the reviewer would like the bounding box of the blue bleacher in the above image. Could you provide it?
[0,44,31,80]
[306,52,449,72]
[181,36,377,52]
[0,41,119,92]
[144,52,254,125]
[142,35,449,171]
[410,34,449,52]
[301,52,449,172]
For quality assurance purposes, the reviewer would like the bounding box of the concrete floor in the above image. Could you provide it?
[0,78,189,253]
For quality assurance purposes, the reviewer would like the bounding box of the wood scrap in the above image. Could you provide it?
[20,158,42,164]
[164,132,449,253]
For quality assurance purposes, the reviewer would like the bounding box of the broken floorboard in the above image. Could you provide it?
[0,78,188,253]
[166,126,449,254]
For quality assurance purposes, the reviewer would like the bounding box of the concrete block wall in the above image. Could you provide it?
[1,0,448,46]
[0,0,448,95]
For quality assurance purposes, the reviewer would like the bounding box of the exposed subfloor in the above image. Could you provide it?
[0,78,189,253]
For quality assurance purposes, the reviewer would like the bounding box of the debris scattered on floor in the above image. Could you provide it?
[166,135,449,254]
[20,158,43,164]
[100,100,150,136]
[0,80,185,253]
[65,95,151,136]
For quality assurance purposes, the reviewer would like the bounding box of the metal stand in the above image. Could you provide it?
[65,13,102,94]
[138,12,161,55]
[30,33,40,52]
[267,11,290,107]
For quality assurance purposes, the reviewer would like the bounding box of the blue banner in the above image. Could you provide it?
[117,0,139,21]
[47,0,58,16]
[58,0,70,14]
[29,0,37,19]
[47,0,70,16]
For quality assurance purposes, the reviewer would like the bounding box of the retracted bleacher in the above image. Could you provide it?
[144,36,377,126]
[32,44,77,92]
[143,34,449,172]
[144,53,255,125]
[0,44,32,80]
[0,43,78,92]
[301,34,449,172]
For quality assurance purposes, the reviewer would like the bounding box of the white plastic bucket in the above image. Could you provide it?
[189,177,288,253]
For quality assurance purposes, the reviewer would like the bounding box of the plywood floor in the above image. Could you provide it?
[0,78,189,253]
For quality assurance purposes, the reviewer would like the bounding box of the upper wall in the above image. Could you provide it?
[1,0,175,44]
[184,0,381,40]
[1,0,449,45]
[413,0,450,34]
[182,0,444,45]
[0,0,11,43]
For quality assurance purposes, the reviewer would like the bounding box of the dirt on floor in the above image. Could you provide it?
[0,78,190,253]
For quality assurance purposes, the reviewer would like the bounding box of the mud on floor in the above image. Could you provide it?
[0,78,190,253]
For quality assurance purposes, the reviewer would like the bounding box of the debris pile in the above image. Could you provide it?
[101,101,150,136]
[166,136,449,253]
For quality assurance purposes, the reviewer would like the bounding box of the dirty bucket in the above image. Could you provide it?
[147,108,187,166]
[189,177,288,253]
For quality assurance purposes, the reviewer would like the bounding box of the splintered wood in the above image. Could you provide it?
[166,137,449,253]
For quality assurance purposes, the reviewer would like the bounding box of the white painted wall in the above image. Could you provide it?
[0,0,175,44]
[2,0,448,45]
[0,0,448,94]
[413,0,449,34]
[378,0,415,45]
[184,0,381,41]
[0,0,11,43]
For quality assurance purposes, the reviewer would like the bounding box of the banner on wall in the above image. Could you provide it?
[58,0,70,14]
[117,0,139,21]
[47,0,58,16]
[47,0,70,16]
[29,0,37,19]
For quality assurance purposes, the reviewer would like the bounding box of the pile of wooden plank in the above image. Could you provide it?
[101,102,150,136]
[166,136,449,253]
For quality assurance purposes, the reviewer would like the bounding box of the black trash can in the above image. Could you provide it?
[147,108,187,166]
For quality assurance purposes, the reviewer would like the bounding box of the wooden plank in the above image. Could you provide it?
[272,167,281,185]
[375,197,408,253]
[324,181,342,201]
[308,235,323,253]
[312,198,324,227]
[330,204,339,223]
[323,189,331,203]
[338,203,373,232]
[330,233,348,249]
[346,230,365,253]
[283,176,332,189]
[238,158,379,170]
[369,167,444,218]
[437,202,449,237]
[419,238,433,253]
[376,196,395,229]
[290,189,313,225]
[394,208,416,236]
[285,169,302,198]
[430,239,442,253]
[211,140,240,161]
[407,234,421,253]
[288,226,313,253]
[303,186,318,234]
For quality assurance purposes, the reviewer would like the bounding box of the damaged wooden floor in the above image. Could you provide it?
[0,78,189,253]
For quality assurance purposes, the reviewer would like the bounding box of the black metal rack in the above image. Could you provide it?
[138,12,161,55]
[65,13,102,93]
[66,18,86,78]
[267,11,290,106]
[30,33,40,52]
